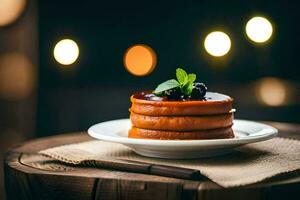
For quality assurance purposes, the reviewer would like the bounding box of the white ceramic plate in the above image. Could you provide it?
[88,119,278,159]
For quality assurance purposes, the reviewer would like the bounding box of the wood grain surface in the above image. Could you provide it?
[4,121,300,200]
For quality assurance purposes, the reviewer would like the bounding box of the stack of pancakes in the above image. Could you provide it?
[129,92,235,140]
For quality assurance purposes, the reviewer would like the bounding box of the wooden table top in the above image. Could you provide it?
[4,121,300,200]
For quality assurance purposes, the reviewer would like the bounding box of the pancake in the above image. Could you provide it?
[130,112,233,131]
[128,126,234,140]
[130,92,233,116]
[129,90,235,140]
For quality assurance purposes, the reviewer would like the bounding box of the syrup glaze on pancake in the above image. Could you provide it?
[130,91,233,116]
[133,91,231,102]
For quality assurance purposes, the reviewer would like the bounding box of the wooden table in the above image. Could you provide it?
[4,122,300,200]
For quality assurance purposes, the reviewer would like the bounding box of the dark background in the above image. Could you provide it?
[0,0,300,199]
[38,0,300,136]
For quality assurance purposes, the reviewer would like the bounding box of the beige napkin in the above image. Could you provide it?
[39,137,300,187]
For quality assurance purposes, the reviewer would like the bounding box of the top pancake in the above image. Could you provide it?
[130,92,233,116]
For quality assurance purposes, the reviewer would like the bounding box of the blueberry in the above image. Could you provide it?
[165,88,182,100]
[191,83,207,99]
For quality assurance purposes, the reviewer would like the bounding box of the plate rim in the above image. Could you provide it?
[87,119,278,147]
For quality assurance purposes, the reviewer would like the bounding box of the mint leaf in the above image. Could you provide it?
[176,68,188,84]
[188,73,196,83]
[154,79,180,94]
[186,83,193,94]
[181,80,193,95]
[180,73,196,96]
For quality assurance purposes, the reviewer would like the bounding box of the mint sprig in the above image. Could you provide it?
[154,68,197,96]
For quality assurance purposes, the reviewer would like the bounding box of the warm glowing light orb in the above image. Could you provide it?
[256,77,286,106]
[204,31,231,57]
[0,0,26,26]
[124,44,157,76]
[246,16,273,43]
[53,39,79,65]
[0,53,35,101]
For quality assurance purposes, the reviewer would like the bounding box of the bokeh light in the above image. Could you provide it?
[0,53,36,101]
[256,77,287,106]
[246,16,273,43]
[53,39,79,65]
[123,44,157,76]
[204,31,231,57]
[0,0,26,26]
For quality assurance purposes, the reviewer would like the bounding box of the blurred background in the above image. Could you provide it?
[1,0,300,199]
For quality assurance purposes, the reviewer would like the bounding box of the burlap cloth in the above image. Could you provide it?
[39,137,300,187]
